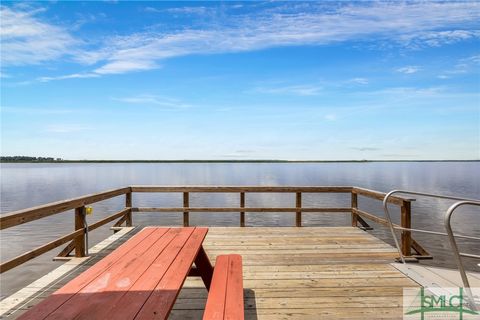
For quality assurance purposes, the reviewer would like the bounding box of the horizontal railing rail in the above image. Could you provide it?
[0,185,423,274]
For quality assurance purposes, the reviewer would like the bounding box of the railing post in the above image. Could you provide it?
[401,200,412,257]
[351,191,358,227]
[183,192,189,227]
[125,191,132,227]
[296,192,302,227]
[74,206,86,257]
[240,192,245,227]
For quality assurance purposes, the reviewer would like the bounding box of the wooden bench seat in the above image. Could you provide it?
[203,254,244,320]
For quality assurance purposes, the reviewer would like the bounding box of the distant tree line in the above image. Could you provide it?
[0,156,63,162]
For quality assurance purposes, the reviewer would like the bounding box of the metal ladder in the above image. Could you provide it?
[382,190,480,311]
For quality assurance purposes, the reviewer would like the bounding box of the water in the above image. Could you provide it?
[1,162,479,299]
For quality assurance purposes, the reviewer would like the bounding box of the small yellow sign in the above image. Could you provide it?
[85,207,93,215]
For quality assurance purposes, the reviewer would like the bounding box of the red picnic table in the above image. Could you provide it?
[18,227,244,320]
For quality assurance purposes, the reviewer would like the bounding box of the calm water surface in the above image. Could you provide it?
[1,162,479,299]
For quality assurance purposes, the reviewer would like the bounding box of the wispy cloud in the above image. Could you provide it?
[438,54,480,78]
[38,73,99,82]
[347,78,369,85]
[3,2,480,79]
[254,84,323,96]
[112,94,191,108]
[0,6,78,66]
[145,6,210,15]
[396,66,421,74]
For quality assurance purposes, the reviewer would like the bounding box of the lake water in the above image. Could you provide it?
[1,162,479,299]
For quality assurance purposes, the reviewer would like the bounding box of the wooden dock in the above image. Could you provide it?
[1,226,420,319]
[172,227,419,319]
[6,185,475,319]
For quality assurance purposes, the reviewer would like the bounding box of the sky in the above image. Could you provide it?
[0,1,479,160]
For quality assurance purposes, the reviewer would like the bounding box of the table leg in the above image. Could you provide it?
[194,245,213,290]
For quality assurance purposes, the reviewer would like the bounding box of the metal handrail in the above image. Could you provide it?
[445,201,480,311]
[383,190,480,311]
[382,190,480,263]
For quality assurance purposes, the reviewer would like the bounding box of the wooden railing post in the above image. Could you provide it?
[74,206,86,257]
[401,200,412,257]
[183,192,189,227]
[125,191,132,227]
[296,192,302,227]
[240,192,245,227]
[351,192,358,227]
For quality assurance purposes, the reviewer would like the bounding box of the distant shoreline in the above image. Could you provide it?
[1,160,478,163]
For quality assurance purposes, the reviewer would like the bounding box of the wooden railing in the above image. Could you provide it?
[0,185,429,273]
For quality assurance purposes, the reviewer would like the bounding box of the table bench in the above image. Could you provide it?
[203,254,244,320]
[17,227,243,320]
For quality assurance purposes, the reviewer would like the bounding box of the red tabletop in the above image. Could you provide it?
[19,227,212,320]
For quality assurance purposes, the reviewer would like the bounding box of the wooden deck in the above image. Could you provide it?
[2,227,420,319]
[175,227,419,319]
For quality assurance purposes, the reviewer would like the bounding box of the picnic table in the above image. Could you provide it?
[18,227,244,320]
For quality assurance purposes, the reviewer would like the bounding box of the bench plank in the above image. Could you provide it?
[203,254,244,320]
[225,255,244,320]
[18,227,163,320]
[203,255,230,320]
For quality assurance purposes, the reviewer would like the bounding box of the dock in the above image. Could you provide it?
[2,226,420,319]
[1,186,478,319]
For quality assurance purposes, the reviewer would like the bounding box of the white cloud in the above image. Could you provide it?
[437,54,480,79]
[254,84,322,96]
[3,2,480,78]
[0,6,78,66]
[396,66,421,74]
[94,60,158,75]
[37,73,99,82]
[400,30,480,48]
[72,2,480,77]
[347,78,369,85]
[113,94,191,108]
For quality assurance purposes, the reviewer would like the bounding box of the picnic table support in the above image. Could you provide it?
[194,246,213,290]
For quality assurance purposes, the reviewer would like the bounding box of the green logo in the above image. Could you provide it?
[404,287,478,319]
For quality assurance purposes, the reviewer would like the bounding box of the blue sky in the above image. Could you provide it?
[1,1,479,160]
